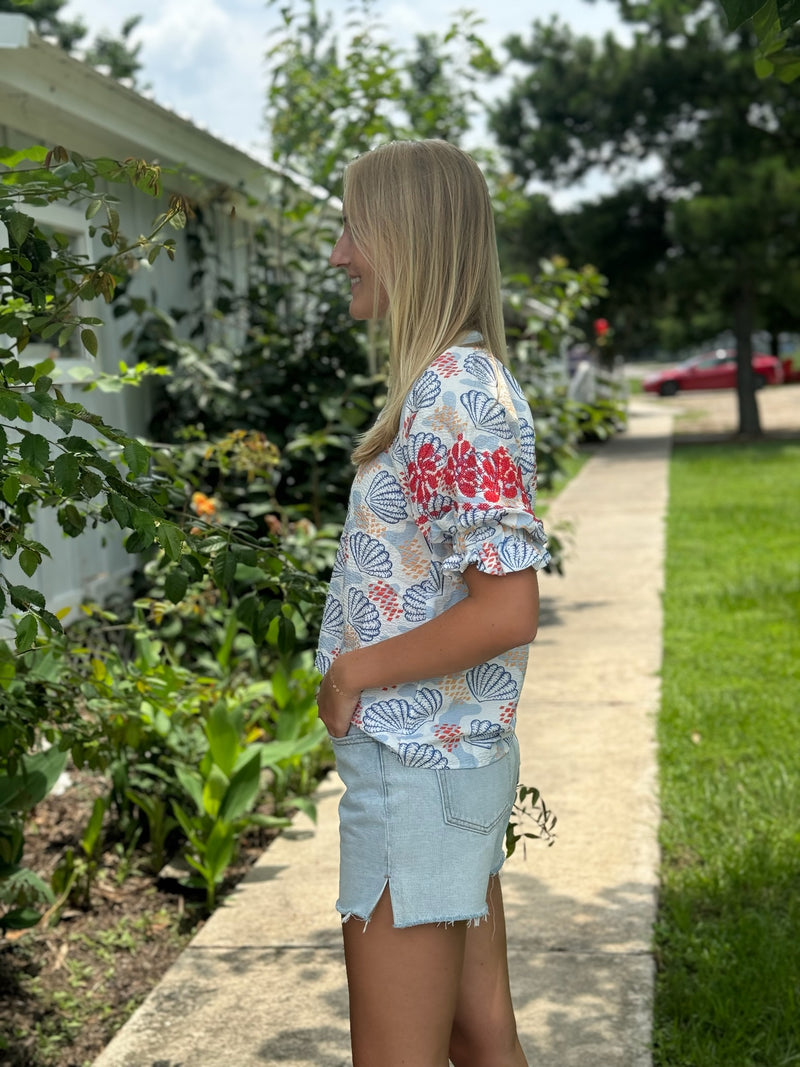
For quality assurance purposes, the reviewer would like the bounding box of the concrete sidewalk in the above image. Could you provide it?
[94,401,672,1067]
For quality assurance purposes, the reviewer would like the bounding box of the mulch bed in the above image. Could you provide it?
[0,771,282,1067]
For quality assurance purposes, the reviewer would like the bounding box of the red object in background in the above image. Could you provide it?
[642,350,784,396]
[594,318,610,337]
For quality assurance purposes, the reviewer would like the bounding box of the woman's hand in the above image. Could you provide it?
[317,657,361,738]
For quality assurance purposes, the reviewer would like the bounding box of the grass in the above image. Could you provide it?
[654,439,800,1066]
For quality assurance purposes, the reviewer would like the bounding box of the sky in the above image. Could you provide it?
[59,0,628,166]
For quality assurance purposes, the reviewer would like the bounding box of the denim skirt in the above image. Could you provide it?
[331,727,520,928]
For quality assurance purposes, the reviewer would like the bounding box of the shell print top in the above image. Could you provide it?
[315,343,550,768]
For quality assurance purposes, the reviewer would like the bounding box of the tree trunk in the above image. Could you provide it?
[734,286,762,437]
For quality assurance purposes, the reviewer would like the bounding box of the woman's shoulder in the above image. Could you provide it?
[420,344,502,394]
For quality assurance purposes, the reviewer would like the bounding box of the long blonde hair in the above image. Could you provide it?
[345,140,507,466]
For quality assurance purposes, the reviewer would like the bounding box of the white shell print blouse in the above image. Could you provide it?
[315,343,550,768]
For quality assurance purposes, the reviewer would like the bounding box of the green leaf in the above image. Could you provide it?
[19,433,49,470]
[57,503,86,537]
[3,475,20,504]
[203,821,235,884]
[175,767,205,817]
[164,567,189,604]
[107,492,132,528]
[218,749,262,823]
[14,613,38,652]
[0,745,68,812]
[125,528,155,553]
[9,584,46,609]
[81,329,98,356]
[7,211,34,247]
[53,452,81,495]
[201,764,229,820]
[156,522,183,562]
[122,440,150,477]
[0,906,45,932]
[18,548,40,577]
[212,549,236,590]
[81,796,107,858]
[206,702,240,779]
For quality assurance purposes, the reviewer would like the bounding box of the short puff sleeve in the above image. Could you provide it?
[397,353,550,576]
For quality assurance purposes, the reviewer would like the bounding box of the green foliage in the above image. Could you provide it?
[656,439,800,1064]
[491,3,800,430]
[720,0,800,81]
[505,784,557,859]
[505,258,625,495]
[265,0,499,191]
[0,144,331,929]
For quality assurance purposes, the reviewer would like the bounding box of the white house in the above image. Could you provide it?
[0,11,296,620]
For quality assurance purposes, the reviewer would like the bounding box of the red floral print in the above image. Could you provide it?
[406,440,442,505]
[479,446,523,503]
[443,435,480,498]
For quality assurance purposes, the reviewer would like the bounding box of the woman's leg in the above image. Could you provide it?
[449,876,528,1067]
[342,885,467,1067]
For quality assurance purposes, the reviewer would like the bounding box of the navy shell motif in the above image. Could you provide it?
[464,352,496,385]
[320,596,343,636]
[500,362,527,401]
[466,719,504,748]
[518,419,537,475]
[414,687,443,717]
[349,531,392,577]
[498,535,540,571]
[362,697,436,733]
[426,493,454,521]
[464,523,497,546]
[457,506,508,529]
[330,541,347,581]
[466,662,518,703]
[403,567,445,622]
[364,470,407,524]
[347,588,380,642]
[460,390,514,439]
[408,369,441,411]
[404,431,447,467]
[397,741,449,768]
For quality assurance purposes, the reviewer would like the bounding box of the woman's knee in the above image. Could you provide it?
[449,1014,524,1067]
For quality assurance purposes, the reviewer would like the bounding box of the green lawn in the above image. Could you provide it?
[654,440,800,1066]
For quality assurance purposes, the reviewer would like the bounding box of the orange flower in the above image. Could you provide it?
[191,491,217,518]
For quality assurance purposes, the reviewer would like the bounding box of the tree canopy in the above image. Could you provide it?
[491,0,800,433]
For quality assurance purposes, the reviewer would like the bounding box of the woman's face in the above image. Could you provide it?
[330,219,388,320]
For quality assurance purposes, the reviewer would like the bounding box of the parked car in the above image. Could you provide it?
[643,349,784,396]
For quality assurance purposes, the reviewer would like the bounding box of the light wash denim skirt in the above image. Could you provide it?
[331,727,520,928]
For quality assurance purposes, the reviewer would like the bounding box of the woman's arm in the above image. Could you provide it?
[316,565,539,737]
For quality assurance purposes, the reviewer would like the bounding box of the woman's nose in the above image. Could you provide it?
[330,233,349,267]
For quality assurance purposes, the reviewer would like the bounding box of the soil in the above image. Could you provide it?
[0,769,287,1067]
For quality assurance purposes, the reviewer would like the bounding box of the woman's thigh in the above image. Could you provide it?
[343,886,467,1067]
[449,877,528,1067]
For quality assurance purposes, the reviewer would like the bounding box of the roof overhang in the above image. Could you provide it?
[0,13,330,220]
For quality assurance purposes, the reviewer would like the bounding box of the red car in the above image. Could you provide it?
[643,349,784,396]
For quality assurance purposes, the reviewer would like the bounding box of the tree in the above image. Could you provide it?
[491,3,800,434]
[719,0,800,81]
[0,0,144,82]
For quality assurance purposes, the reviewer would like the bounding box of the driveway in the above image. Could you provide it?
[637,382,800,438]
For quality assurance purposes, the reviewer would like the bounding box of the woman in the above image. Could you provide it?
[315,139,549,1067]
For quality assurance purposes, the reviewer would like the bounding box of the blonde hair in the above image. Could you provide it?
[345,140,507,466]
